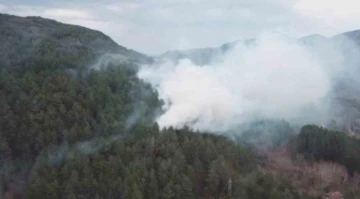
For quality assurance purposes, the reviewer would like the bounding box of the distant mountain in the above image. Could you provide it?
[298,34,330,46]
[156,39,256,65]
[156,32,360,66]
[157,47,223,66]
[158,35,334,65]
[0,13,152,70]
[332,29,360,44]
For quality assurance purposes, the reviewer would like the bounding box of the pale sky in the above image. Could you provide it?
[1,0,360,55]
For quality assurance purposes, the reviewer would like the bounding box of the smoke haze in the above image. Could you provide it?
[138,32,351,133]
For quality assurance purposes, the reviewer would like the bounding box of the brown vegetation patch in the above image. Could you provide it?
[261,146,360,198]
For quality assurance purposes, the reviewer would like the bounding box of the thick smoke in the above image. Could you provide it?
[138,32,351,133]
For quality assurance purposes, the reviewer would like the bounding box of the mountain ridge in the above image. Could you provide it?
[0,13,153,70]
[157,31,360,65]
[3,12,360,67]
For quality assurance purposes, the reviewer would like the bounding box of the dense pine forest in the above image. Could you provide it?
[1,13,360,199]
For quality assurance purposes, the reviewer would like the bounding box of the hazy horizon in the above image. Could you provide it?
[1,0,360,54]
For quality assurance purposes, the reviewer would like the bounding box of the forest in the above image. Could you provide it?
[2,50,360,198]
[1,13,360,199]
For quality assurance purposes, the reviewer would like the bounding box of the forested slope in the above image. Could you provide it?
[0,13,161,198]
[1,13,360,199]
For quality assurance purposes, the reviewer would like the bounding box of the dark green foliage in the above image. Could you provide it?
[295,125,360,174]
[0,14,159,161]
[26,129,310,199]
[235,171,308,199]
[0,60,162,159]
[0,15,161,197]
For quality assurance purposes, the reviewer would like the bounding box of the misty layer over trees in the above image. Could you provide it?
[2,13,360,199]
[139,32,360,133]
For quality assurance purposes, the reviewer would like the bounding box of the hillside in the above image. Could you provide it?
[2,13,360,199]
[0,13,153,70]
[0,13,162,198]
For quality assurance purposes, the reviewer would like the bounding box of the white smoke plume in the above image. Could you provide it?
[138,32,349,133]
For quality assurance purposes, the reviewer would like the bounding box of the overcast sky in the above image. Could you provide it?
[1,0,360,55]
